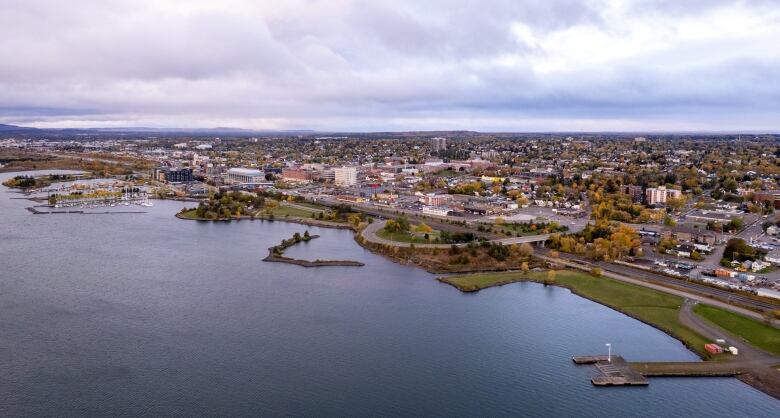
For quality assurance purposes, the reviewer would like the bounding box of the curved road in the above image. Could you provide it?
[678,299,780,399]
[361,219,551,249]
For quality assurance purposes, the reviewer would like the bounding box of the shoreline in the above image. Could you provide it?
[262,232,365,268]
[437,273,710,360]
[175,211,355,230]
[170,209,780,399]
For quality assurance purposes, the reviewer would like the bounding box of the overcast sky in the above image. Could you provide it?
[1,0,779,131]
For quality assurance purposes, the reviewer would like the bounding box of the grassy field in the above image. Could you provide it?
[440,269,713,357]
[290,201,328,211]
[376,228,440,244]
[177,209,203,219]
[268,205,316,218]
[693,304,780,355]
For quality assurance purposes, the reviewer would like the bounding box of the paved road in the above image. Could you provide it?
[680,300,775,361]
[677,299,780,400]
[495,234,550,245]
[280,201,325,213]
[361,220,453,248]
[362,219,551,248]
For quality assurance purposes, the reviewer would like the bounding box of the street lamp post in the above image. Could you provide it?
[606,343,611,362]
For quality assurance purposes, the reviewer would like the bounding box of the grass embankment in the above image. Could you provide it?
[440,270,713,358]
[693,304,780,355]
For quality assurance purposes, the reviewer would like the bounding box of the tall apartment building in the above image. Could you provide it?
[154,167,193,184]
[334,166,357,186]
[621,184,644,203]
[646,186,681,205]
[431,137,447,152]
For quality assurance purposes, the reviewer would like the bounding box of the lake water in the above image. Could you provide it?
[1,171,778,417]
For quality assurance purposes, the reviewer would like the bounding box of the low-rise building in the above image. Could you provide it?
[282,169,313,183]
[226,168,266,184]
[422,206,451,217]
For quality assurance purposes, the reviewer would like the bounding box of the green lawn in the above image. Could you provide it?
[693,304,780,355]
[377,228,439,244]
[291,201,328,211]
[440,269,713,357]
[268,205,316,218]
[177,209,204,219]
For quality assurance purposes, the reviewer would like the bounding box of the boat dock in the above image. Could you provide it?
[574,354,748,388]
[572,355,648,386]
[26,207,146,215]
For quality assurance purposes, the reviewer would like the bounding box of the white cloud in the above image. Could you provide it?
[0,0,778,131]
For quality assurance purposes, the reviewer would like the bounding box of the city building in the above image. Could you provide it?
[281,169,313,183]
[226,168,266,184]
[645,186,682,205]
[421,193,450,206]
[154,167,193,184]
[431,137,447,152]
[621,185,644,203]
[422,206,451,216]
[334,166,357,186]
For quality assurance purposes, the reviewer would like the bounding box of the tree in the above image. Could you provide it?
[544,270,557,285]
[590,267,603,277]
[347,213,362,227]
[396,215,410,232]
[516,195,529,206]
[384,219,401,233]
[416,223,433,234]
[517,243,534,258]
[666,195,687,212]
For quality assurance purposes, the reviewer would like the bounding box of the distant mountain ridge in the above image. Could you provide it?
[0,123,40,132]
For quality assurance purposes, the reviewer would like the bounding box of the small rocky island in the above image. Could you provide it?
[263,231,365,267]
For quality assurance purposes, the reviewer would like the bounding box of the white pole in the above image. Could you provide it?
[606,343,611,362]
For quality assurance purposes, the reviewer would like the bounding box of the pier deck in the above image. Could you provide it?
[575,354,751,388]
[629,361,743,377]
[573,355,649,386]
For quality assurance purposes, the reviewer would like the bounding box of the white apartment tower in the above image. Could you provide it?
[645,186,682,205]
[431,137,447,152]
[334,166,358,186]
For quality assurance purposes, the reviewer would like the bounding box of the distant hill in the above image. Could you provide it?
[0,123,39,132]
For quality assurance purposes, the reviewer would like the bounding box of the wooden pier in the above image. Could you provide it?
[573,355,648,386]
[574,354,749,388]
[629,361,742,377]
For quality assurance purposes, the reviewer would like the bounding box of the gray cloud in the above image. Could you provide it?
[0,0,779,131]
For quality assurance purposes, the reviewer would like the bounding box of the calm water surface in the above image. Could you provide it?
[1,171,778,417]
